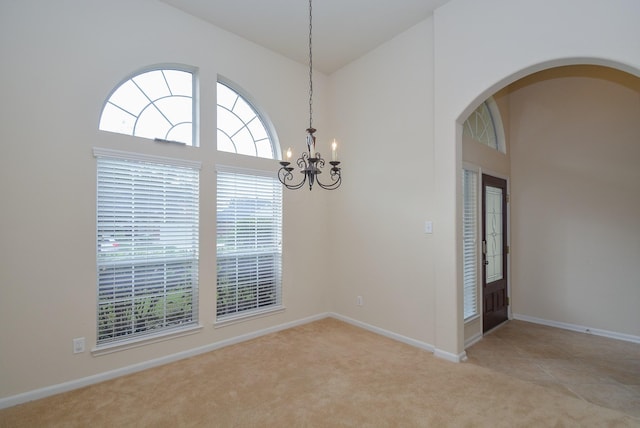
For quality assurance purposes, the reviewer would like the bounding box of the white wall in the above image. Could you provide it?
[510,65,640,336]
[0,0,331,400]
[434,0,640,356]
[328,19,437,346]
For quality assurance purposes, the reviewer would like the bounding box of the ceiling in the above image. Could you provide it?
[159,0,451,74]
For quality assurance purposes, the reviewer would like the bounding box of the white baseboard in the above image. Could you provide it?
[433,348,468,363]
[512,314,640,344]
[328,313,470,362]
[0,312,329,410]
[2,312,470,409]
[464,332,483,349]
[328,312,435,353]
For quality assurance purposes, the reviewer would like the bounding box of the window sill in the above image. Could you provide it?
[214,305,285,328]
[464,314,481,324]
[91,324,203,356]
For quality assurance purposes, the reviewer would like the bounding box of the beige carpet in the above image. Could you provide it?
[466,320,640,418]
[1,318,638,427]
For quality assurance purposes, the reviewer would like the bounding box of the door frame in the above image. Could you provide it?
[481,173,510,332]
[461,165,511,344]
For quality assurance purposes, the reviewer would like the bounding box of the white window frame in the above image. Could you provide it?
[214,78,283,326]
[93,147,202,354]
[486,97,506,154]
[216,76,281,159]
[462,164,481,322]
[215,165,283,325]
[98,64,198,147]
[462,97,506,154]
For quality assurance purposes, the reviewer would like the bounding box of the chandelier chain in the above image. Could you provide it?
[308,0,313,129]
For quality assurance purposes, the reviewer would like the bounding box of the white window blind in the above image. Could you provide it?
[216,169,282,320]
[95,149,200,345]
[463,168,479,320]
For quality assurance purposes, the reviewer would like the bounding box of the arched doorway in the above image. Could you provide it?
[432,0,640,361]
[461,65,640,347]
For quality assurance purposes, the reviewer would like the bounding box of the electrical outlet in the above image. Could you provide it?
[356,296,363,306]
[73,337,85,354]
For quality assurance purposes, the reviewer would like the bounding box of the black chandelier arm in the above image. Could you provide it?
[279,157,341,190]
[315,161,342,190]
[315,175,341,190]
[278,162,308,190]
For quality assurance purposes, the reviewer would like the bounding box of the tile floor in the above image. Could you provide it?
[465,320,640,418]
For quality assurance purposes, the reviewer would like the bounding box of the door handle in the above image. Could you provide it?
[483,260,489,266]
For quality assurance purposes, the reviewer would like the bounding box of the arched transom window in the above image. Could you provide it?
[216,81,275,159]
[99,67,195,145]
[463,98,505,153]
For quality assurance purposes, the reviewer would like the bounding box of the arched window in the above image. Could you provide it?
[99,66,196,146]
[216,81,277,159]
[463,97,505,154]
[215,79,282,323]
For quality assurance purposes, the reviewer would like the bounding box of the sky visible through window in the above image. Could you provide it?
[99,71,276,158]
[216,82,274,159]
[99,69,194,145]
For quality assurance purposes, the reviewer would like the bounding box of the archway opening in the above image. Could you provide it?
[461,63,640,347]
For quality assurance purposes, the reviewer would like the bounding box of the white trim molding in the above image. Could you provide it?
[513,314,640,344]
[329,313,435,353]
[434,349,468,363]
[93,147,202,169]
[329,313,469,362]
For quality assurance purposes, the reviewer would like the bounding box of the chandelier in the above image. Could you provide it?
[278,0,342,190]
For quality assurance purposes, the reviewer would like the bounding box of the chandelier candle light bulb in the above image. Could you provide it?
[331,139,338,162]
